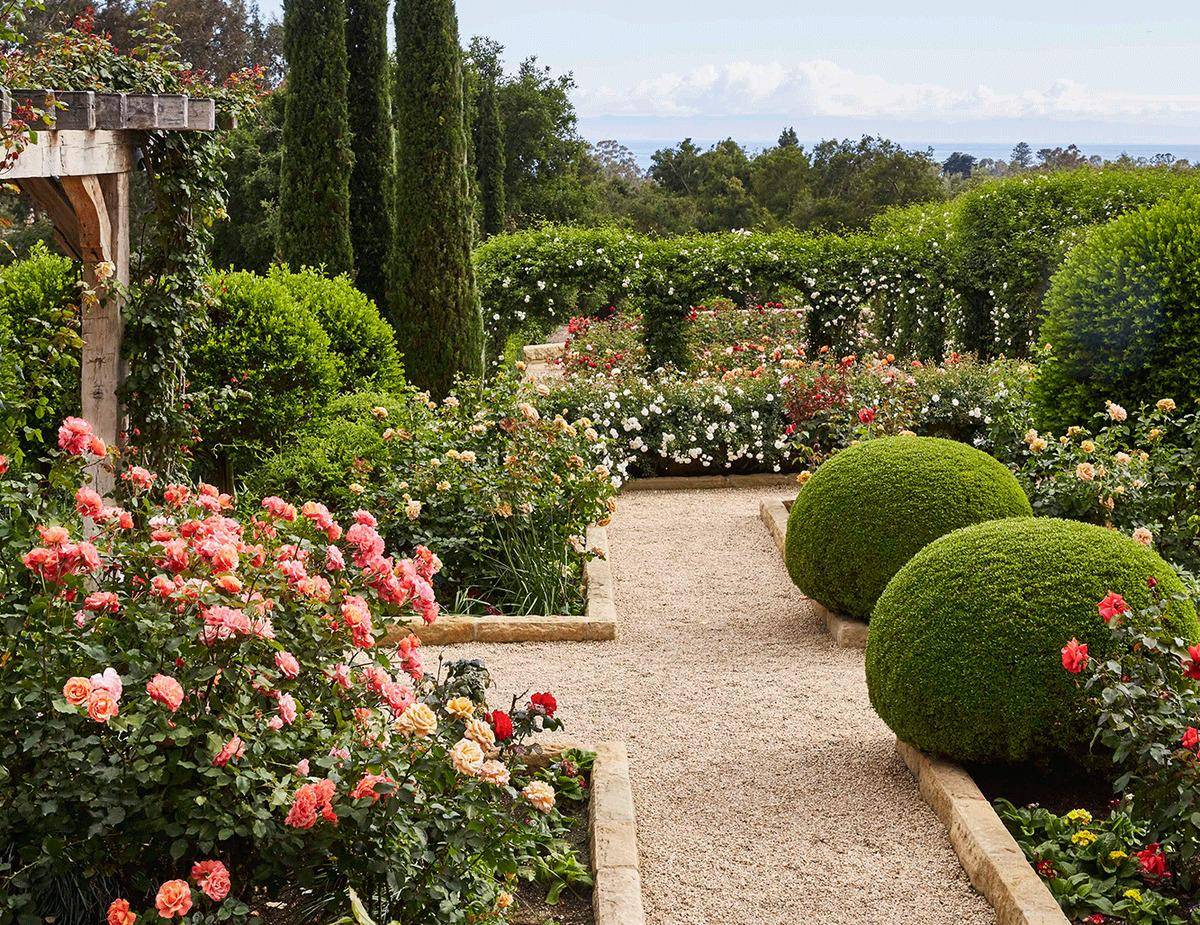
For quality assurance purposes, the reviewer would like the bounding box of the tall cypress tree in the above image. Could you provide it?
[346,0,395,307]
[392,0,484,397]
[278,0,354,274]
[470,39,506,238]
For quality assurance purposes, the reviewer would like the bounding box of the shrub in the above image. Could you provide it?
[866,517,1199,764]
[189,271,340,476]
[1031,194,1200,432]
[784,436,1031,620]
[953,169,1200,357]
[0,417,588,924]
[268,267,405,391]
[0,245,81,457]
[245,377,618,616]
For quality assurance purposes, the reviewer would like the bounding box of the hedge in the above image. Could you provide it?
[866,517,1199,765]
[474,169,1200,365]
[1031,193,1200,431]
[784,436,1032,620]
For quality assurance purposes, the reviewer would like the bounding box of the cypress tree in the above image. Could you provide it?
[392,0,483,396]
[278,0,354,275]
[471,41,506,238]
[345,0,395,308]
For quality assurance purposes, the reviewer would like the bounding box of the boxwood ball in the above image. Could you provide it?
[866,517,1199,765]
[784,436,1032,620]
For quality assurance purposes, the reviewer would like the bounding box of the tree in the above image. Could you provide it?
[649,139,704,195]
[345,0,394,307]
[778,126,800,148]
[468,37,507,238]
[277,0,354,275]
[392,0,483,396]
[1010,141,1034,169]
[942,151,976,178]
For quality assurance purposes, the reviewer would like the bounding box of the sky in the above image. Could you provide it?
[261,2,1200,149]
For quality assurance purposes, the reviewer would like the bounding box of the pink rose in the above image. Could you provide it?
[275,651,300,679]
[146,674,184,712]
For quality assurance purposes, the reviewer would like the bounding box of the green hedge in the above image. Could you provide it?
[784,436,1032,620]
[475,169,1200,364]
[0,245,81,457]
[953,169,1200,356]
[866,517,1199,765]
[1031,194,1200,431]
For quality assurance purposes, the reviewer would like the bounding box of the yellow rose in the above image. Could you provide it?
[396,703,437,737]
[445,696,475,719]
[464,717,496,748]
[1157,398,1177,413]
[450,738,485,776]
[1080,440,1095,454]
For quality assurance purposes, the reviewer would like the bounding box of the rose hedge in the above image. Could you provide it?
[866,517,1199,765]
[784,436,1032,620]
[0,417,586,924]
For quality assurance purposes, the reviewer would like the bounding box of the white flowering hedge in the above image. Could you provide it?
[476,169,1200,363]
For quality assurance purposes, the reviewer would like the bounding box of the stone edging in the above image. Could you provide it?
[623,472,798,492]
[386,525,616,645]
[896,741,1070,925]
[522,341,566,362]
[520,741,646,925]
[758,498,869,649]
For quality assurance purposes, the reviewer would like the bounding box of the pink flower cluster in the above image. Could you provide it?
[284,778,338,829]
[23,524,101,583]
[58,416,106,457]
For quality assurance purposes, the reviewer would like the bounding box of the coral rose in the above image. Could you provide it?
[146,674,185,713]
[87,688,119,723]
[63,676,92,706]
[155,880,192,918]
[450,738,486,776]
[521,780,556,813]
[190,860,231,901]
[1061,638,1089,674]
[212,735,245,767]
[275,651,301,679]
[1098,592,1130,624]
[107,899,136,925]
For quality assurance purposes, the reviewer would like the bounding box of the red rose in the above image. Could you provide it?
[530,692,557,717]
[1136,843,1168,881]
[1097,591,1129,624]
[857,407,876,425]
[1184,645,1200,681]
[488,709,514,742]
[1183,726,1200,751]
[1061,638,1089,674]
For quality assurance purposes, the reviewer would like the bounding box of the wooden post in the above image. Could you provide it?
[59,174,128,496]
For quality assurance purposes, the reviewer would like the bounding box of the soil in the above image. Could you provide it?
[968,759,1115,816]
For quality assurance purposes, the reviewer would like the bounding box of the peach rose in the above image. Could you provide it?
[155,880,192,919]
[63,676,92,706]
[478,759,511,787]
[521,780,556,813]
[146,674,184,713]
[449,738,485,776]
[87,688,119,723]
[464,717,496,749]
[396,703,437,738]
[445,696,474,718]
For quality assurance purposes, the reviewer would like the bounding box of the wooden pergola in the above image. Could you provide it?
[1,88,216,492]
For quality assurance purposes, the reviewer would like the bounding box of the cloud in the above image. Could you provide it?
[575,60,1200,125]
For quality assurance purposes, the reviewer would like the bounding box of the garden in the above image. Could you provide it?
[4,1,1200,925]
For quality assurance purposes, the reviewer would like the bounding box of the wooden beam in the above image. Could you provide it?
[0,130,137,179]
[16,177,82,259]
[60,174,128,497]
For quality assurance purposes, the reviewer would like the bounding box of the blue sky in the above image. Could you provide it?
[261,2,1200,146]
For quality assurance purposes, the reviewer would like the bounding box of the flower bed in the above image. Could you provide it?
[0,417,604,925]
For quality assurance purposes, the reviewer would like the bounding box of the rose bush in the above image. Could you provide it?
[0,418,590,924]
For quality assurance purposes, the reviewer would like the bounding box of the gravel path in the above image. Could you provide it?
[435,483,994,925]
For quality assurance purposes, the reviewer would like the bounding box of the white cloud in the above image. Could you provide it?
[575,59,1200,125]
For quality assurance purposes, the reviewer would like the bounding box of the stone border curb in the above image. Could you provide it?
[758,498,868,649]
[623,472,797,492]
[522,341,566,362]
[386,526,616,645]
[897,740,1070,925]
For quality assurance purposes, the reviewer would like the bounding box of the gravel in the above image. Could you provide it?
[432,483,995,925]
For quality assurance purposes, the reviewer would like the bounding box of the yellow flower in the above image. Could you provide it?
[445,696,475,719]
[450,738,485,776]
[495,891,514,911]
[1157,398,1177,413]
[1075,463,1096,482]
[1065,808,1093,826]
[396,703,437,737]
[1028,437,1048,454]
[1080,440,1096,454]
[1124,889,1143,903]
[1071,830,1098,846]
[1148,428,1164,442]
[1109,850,1128,862]
[796,471,813,486]
[464,717,495,748]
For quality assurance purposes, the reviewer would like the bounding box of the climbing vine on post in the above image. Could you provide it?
[3,9,263,477]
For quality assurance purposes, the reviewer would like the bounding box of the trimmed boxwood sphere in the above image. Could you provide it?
[784,436,1032,620]
[866,517,1199,765]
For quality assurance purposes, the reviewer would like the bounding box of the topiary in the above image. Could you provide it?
[785,435,1032,620]
[866,517,1199,765]
[268,267,406,391]
[190,271,340,477]
[1031,194,1200,432]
